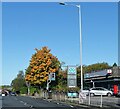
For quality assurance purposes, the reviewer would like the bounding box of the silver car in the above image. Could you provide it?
[89,87,113,96]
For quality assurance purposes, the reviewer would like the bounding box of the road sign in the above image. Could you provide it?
[67,66,77,88]
[68,74,76,79]
[79,92,86,101]
[107,69,112,74]
[67,79,76,88]
[68,67,77,74]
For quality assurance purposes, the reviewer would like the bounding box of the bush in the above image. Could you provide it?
[30,87,37,95]
[20,87,27,94]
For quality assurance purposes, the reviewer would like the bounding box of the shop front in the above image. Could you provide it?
[84,67,120,95]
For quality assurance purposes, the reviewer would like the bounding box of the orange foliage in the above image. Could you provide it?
[25,46,60,85]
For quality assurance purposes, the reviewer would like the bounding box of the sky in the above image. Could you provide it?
[2,2,118,85]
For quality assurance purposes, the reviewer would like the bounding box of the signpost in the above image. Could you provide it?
[67,66,77,88]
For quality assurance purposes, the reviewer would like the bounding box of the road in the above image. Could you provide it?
[1,96,120,109]
[2,96,72,108]
[1,96,89,109]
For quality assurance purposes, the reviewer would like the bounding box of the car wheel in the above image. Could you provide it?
[107,93,111,97]
[90,93,94,97]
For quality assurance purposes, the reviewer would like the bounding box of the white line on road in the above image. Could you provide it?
[20,101,24,103]
[24,103,27,105]
[70,105,74,108]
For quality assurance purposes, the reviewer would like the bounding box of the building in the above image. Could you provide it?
[84,66,120,93]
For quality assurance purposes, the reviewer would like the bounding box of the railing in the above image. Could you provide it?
[39,91,104,108]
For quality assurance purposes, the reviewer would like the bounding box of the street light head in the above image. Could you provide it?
[59,2,66,5]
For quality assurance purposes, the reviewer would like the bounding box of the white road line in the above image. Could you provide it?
[20,101,24,103]
[30,105,34,108]
[70,105,74,108]
[24,103,27,105]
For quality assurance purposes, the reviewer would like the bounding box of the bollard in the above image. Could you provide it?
[70,97,72,102]
[100,94,102,107]
[60,94,61,101]
[55,94,57,101]
[65,95,67,101]
[88,92,90,105]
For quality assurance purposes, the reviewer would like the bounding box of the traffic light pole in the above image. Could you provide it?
[46,79,51,91]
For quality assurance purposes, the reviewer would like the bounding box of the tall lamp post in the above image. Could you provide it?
[59,2,83,91]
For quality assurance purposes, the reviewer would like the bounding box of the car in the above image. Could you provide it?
[1,91,8,96]
[89,87,113,96]
[10,92,16,96]
[2,93,5,96]
[81,87,90,96]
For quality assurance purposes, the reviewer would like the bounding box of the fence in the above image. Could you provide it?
[38,91,103,108]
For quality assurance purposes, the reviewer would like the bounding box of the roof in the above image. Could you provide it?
[84,66,120,79]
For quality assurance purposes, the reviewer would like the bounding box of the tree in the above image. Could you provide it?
[113,63,117,67]
[25,46,60,87]
[11,71,26,92]
[80,62,111,74]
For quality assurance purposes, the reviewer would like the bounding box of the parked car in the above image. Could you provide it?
[1,90,8,96]
[81,87,90,96]
[2,93,5,96]
[10,92,16,96]
[89,87,113,96]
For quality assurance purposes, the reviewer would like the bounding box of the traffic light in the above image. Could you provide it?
[51,73,55,81]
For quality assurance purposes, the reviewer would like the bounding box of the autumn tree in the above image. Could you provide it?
[25,47,60,88]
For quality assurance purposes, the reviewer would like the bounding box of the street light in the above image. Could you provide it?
[59,2,83,91]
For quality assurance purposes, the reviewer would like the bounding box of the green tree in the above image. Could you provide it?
[11,71,26,92]
[113,63,117,67]
[81,62,111,74]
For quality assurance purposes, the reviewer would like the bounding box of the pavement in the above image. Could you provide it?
[31,95,120,109]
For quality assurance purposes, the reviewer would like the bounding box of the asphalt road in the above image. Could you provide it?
[1,96,120,109]
[1,96,83,109]
[2,96,72,108]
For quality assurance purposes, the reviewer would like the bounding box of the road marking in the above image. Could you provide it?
[24,103,27,105]
[70,105,74,108]
[30,105,34,108]
[20,101,24,103]
[80,105,88,108]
